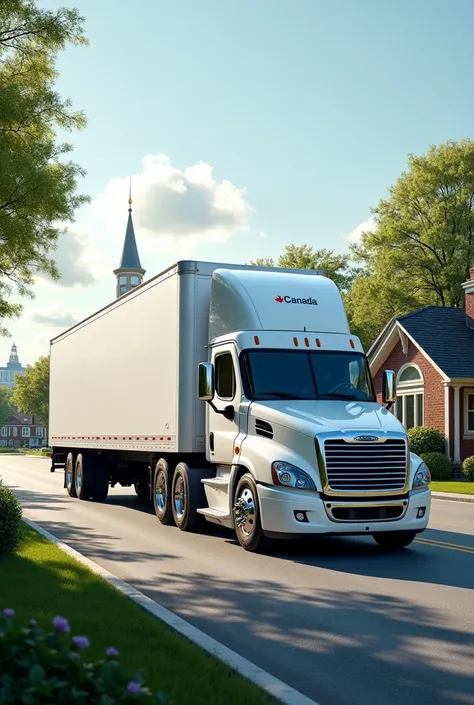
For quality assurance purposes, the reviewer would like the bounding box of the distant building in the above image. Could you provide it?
[0,343,26,388]
[0,413,47,449]
[113,180,146,299]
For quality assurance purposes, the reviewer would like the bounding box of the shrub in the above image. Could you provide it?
[0,610,168,704]
[408,426,446,455]
[420,452,453,480]
[0,479,22,557]
[461,456,474,481]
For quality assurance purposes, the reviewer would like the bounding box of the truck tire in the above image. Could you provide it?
[74,453,94,501]
[92,462,109,502]
[171,462,206,532]
[373,530,417,550]
[153,458,173,525]
[233,473,268,553]
[65,452,76,497]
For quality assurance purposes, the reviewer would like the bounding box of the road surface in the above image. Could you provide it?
[1,455,473,705]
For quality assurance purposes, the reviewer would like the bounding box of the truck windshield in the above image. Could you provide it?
[242,349,375,402]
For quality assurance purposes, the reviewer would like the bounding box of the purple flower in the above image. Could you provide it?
[3,609,14,618]
[29,619,37,628]
[52,616,70,633]
[73,635,90,649]
[127,681,142,694]
[106,647,119,658]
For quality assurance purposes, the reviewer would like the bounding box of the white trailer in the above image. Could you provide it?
[49,260,431,552]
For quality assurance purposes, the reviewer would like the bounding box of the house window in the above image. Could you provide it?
[395,364,424,430]
[22,427,30,437]
[36,428,44,438]
[1,426,7,437]
[130,276,140,288]
[464,391,474,434]
[12,427,17,437]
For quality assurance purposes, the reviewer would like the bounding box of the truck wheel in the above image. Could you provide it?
[233,473,268,553]
[153,459,173,525]
[134,479,150,499]
[171,463,206,532]
[92,463,109,502]
[74,453,94,501]
[65,452,76,497]
[373,531,417,550]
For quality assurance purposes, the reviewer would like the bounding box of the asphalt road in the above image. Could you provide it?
[1,455,473,705]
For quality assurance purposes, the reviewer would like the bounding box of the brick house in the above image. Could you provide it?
[0,413,48,449]
[368,268,474,465]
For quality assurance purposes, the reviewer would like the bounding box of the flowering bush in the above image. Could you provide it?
[0,609,168,704]
[0,479,22,556]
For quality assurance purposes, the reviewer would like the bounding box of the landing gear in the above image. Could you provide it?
[233,473,268,553]
[373,530,417,550]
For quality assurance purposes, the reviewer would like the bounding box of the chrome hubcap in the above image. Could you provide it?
[174,476,186,518]
[234,487,255,536]
[156,471,166,511]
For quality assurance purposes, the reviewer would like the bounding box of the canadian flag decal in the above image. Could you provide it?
[275,295,284,303]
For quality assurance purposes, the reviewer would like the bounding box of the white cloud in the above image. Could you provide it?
[92,154,251,253]
[346,217,377,243]
[30,308,78,328]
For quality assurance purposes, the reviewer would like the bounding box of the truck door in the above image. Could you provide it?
[208,345,241,464]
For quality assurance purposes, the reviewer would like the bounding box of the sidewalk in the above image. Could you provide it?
[431,491,474,503]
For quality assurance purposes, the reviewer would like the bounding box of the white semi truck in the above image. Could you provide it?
[49,260,431,552]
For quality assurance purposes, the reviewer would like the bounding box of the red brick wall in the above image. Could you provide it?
[373,338,445,434]
[466,268,474,328]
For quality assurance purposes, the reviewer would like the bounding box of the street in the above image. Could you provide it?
[1,455,473,705]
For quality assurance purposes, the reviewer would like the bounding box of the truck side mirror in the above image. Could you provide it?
[198,362,215,401]
[382,370,396,406]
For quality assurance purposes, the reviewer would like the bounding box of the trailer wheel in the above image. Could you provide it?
[65,452,76,498]
[75,453,94,501]
[153,459,173,525]
[171,463,206,532]
[233,473,268,553]
[373,531,417,550]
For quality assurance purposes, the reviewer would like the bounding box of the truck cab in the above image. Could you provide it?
[197,267,431,551]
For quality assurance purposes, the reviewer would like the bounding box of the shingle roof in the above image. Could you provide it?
[118,209,143,271]
[397,306,474,378]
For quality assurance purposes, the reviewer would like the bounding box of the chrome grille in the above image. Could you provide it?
[323,439,407,493]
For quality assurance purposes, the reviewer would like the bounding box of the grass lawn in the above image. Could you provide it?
[431,481,474,495]
[0,525,271,705]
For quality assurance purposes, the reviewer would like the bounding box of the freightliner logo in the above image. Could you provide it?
[275,295,318,305]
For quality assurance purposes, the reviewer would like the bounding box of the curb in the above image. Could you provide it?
[432,491,474,504]
[22,518,319,705]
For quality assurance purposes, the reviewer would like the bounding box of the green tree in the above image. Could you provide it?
[0,0,89,335]
[12,355,49,424]
[251,244,355,293]
[347,138,474,347]
[0,386,13,425]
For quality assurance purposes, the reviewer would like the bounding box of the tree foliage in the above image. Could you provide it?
[0,386,13,425]
[11,355,49,424]
[0,0,89,335]
[251,244,355,293]
[346,139,474,346]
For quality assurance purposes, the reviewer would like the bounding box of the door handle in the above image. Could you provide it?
[209,432,214,452]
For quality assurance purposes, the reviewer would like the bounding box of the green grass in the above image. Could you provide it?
[23,448,51,457]
[0,525,271,705]
[431,481,474,495]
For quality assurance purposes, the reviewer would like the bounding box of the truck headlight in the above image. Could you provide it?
[271,461,316,491]
[413,462,431,489]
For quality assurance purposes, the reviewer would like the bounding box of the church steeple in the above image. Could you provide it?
[113,178,145,298]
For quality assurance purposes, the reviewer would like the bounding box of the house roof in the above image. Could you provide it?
[117,208,143,271]
[369,305,474,379]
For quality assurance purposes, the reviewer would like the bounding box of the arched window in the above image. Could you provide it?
[395,364,424,429]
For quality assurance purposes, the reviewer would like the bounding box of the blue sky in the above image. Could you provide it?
[5,0,474,364]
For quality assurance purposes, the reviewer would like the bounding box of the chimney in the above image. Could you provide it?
[463,267,474,328]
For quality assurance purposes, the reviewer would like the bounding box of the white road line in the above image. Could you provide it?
[23,517,320,705]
